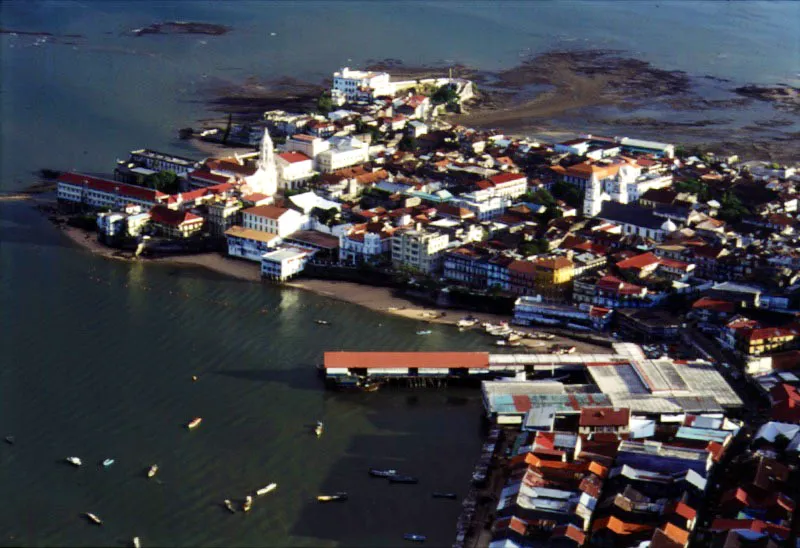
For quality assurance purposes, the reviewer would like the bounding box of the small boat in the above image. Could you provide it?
[65,457,82,467]
[416,330,432,335]
[84,512,102,525]
[132,537,141,548]
[389,474,419,484]
[191,375,199,381]
[369,468,398,478]
[457,317,478,328]
[314,319,330,326]
[315,421,323,438]
[223,499,236,513]
[256,483,277,496]
[432,492,458,499]
[242,495,253,513]
[102,458,115,467]
[317,492,348,502]
[404,533,426,542]
[186,417,203,430]
[147,464,158,478]
[4,435,14,445]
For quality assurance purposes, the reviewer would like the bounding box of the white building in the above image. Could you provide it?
[454,190,510,221]
[127,149,199,176]
[261,247,311,281]
[225,225,280,262]
[284,134,330,159]
[241,205,307,238]
[487,173,528,200]
[340,223,394,263]
[57,172,169,210]
[391,227,450,274]
[316,136,369,173]
[331,67,394,103]
[287,191,341,215]
[276,151,315,190]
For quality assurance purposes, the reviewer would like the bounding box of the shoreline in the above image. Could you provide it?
[54,218,607,354]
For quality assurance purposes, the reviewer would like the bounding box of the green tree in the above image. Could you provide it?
[317,93,334,114]
[311,206,341,227]
[551,180,583,209]
[519,238,550,257]
[431,84,458,105]
[144,171,180,194]
[718,191,749,224]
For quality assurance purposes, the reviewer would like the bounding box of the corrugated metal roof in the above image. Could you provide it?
[323,351,489,369]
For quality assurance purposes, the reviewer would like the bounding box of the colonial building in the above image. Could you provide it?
[261,247,311,281]
[57,172,170,210]
[224,225,280,262]
[148,205,204,239]
[331,67,393,103]
[241,205,307,238]
[276,151,315,190]
[391,227,449,274]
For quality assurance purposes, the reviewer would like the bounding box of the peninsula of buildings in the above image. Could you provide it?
[52,66,800,548]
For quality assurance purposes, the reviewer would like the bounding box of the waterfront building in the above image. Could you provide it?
[508,257,574,299]
[331,67,393,103]
[276,151,315,190]
[125,149,199,176]
[615,309,683,341]
[148,205,204,239]
[443,244,513,291]
[57,172,170,210]
[260,247,311,281]
[513,295,612,331]
[241,204,307,238]
[224,225,280,262]
[391,226,449,274]
[340,222,394,264]
[207,197,242,237]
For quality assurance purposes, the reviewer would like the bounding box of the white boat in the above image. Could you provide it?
[84,512,102,525]
[317,492,348,502]
[416,330,432,335]
[242,495,253,512]
[315,319,330,326]
[186,417,202,430]
[66,457,82,467]
[102,458,115,467]
[223,499,236,513]
[457,317,478,328]
[132,537,141,548]
[315,421,324,438]
[256,483,277,496]
[147,464,158,478]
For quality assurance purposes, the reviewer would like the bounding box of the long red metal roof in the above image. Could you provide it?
[323,351,489,369]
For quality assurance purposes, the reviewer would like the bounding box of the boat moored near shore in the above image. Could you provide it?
[65,456,82,467]
[317,492,348,502]
[369,468,398,478]
[256,483,277,496]
[186,417,202,430]
[84,512,102,525]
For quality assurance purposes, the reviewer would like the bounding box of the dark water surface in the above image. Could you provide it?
[1,1,798,545]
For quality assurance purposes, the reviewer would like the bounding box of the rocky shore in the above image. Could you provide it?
[131,21,230,37]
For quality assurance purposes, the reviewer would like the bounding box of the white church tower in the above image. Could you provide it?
[583,173,607,217]
[246,129,278,196]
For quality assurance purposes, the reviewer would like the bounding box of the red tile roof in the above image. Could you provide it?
[242,205,290,220]
[323,352,489,369]
[616,252,661,270]
[278,151,312,164]
[188,169,233,185]
[489,172,527,185]
[691,297,735,313]
[149,205,203,227]
[58,172,167,203]
[579,407,630,427]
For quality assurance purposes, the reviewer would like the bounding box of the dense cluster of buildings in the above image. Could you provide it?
[51,64,800,547]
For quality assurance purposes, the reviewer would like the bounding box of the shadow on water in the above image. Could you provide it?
[289,430,472,546]
[212,368,324,392]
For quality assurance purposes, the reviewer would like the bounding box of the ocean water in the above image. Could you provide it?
[1,1,798,545]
